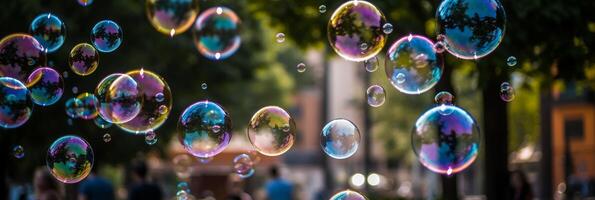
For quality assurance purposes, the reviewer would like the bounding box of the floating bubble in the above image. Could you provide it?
[319,5,327,13]
[434,91,454,105]
[500,82,515,102]
[507,56,517,67]
[94,117,112,129]
[172,154,194,179]
[178,100,232,158]
[434,41,445,53]
[69,43,99,76]
[177,182,190,193]
[192,7,241,60]
[155,92,165,102]
[65,97,82,118]
[78,0,93,6]
[366,85,385,107]
[364,57,379,72]
[91,20,123,53]
[0,77,33,128]
[382,23,394,34]
[276,33,286,43]
[29,13,66,53]
[13,145,25,159]
[145,130,158,145]
[146,0,199,36]
[72,86,79,94]
[321,119,360,159]
[330,190,366,200]
[0,34,46,82]
[385,35,443,95]
[201,83,207,90]
[436,0,506,59]
[233,154,254,178]
[412,105,480,175]
[26,67,64,106]
[328,0,386,62]
[116,69,172,134]
[76,92,99,120]
[247,106,295,156]
[103,133,111,143]
[46,135,94,183]
[296,63,306,73]
[95,74,142,124]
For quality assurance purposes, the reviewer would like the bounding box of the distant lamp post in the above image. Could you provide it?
[351,173,366,187]
[367,173,380,186]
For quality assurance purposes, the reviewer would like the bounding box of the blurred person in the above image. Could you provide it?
[78,167,115,200]
[509,169,533,200]
[32,168,61,200]
[226,175,252,200]
[265,166,293,200]
[127,160,163,200]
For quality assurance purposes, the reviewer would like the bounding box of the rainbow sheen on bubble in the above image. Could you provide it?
[69,43,99,76]
[321,119,360,159]
[29,13,66,53]
[366,85,385,107]
[172,154,194,179]
[178,100,232,158]
[26,67,63,106]
[435,91,454,105]
[411,105,480,175]
[385,35,443,95]
[13,145,25,159]
[65,97,82,118]
[116,69,172,134]
[0,77,32,128]
[247,106,296,156]
[95,74,142,124]
[233,154,254,178]
[330,190,366,200]
[500,82,515,102]
[436,0,506,59]
[46,135,94,184]
[91,20,123,53]
[192,7,241,60]
[146,0,199,36]
[76,92,99,120]
[0,34,46,82]
[328,0,386,62]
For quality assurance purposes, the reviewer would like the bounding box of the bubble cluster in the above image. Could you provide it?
[0,34,47,82]
[192,7,241,60]
[330,190,367,200]
[500,82,515,102]
[385,35,443,95]
[364,57,379,72]
[507,56,517,67]
[328,0,386,62]
[247,106,296,156]
[366,85,385,107]
[172,154,194,179]
[69,43,99,76]
[178,100,232,158]
[95,74,142,124]
[76,92,99,120]
[412,105,480,175]
[296,63,306,73]
[233,154,254,178]
[91,20,123,53]
[26,67,64,106]
[0,77,33,128]
[146,0,199,36]
[13,145,25,159]
[29,13,66,53]
[46,135,94,184]
[436,0,506,59]
[321,119,360,159]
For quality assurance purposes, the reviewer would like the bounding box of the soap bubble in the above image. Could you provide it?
[436,0,506,59]
[201,83,207,90]
[177,182,190,193]
[506,56,517,67]
[178,100,232,158]
[247,106,296,156]
[328,0,386,62]
[366,85,385,107]
[385,35,443,95]
[145,130,158,145]
[29,13,66,53]
[192,7,241,60]
[78,0,93,6]
[146,0,199,36]
[319,5,327,13]
[321,119,360,159]
[26,67,64,106]
[103,133,111,143]
[65,97,83,118]
[13,145,25,159]
[364,57,379,72]
[75,93,99,120]
[434,41,445,53]
[500,82,515,102]
[382,23,394,34]
[0,77,33,128]
[434,91,454,105]
[276,33,285,43]
[172,154,194,179]
[72,86,79,94]
[296,63,306,73]
[0,34,46,82]
[116,69,172,134]
[330,190,366,200]
[412,105,480,175]
[233,154,254,178]
[91,20,123,53]
[94,117,112,129]
[95,74,142,124]
[69,43,99,76]
[198,157,213,164]
[46,135,94,183]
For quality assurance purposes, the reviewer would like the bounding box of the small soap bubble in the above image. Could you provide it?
[364,57,379,72]
[103,133,111,143]
[382,23,393,34]
[319,5,327,13]
[296,63,306,73]
[13,145,25,159]
[507,56,517,67]
[276,33,286,43]
[201,83,207,90]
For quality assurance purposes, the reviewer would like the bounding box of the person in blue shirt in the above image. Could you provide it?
[78,167,115,200]
[265,166,293,200]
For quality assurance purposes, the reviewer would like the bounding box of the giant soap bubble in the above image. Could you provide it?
[192,7,241,60]
[146,0,199,36]
[46,135,94,183]
[436,0,506,59]
[247,106,296,156]
[0,34,46,82]
[178,100,232,158]
[29,13,66,53]
[0,77,32,128]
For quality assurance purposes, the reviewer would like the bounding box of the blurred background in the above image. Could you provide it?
[1,0,594,199]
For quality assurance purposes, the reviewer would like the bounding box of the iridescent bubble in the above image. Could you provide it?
[321,119,360,159]
[69,43,99,76]
[172,154,194,179]
[145,130,158,145]
[412,105,480,175]
[319,5,327,14]
[276,33,285,43]
[201,83,207,90]
[434,41,445,53]
[103,133,111,143]
[117,69,172,134]
[13,145,25,159]
[330,190,366,200]
[78,0,93,6]
[385,35,443,95]
[382,23,394,34]
[95,74,143,124]
[192,7,241,60]
[146,0,199,36]
[507,56,517,67]
[247,106,296,156]
[178,100,232,158]
[434,91,454,105]
[296,63,306,73]
[328,0,387,62]
[26,67,64,106]
[29,13,66,53]
[500,82,515,102]
[366,85,385,107]
[198,157,213,164]
[364,56,379,72]
[76,92,99,120]
[94,117,112,129]
[46,135,94,184]
[65,97,82,118]
[91,20,123,53]
[233,154,254,178]
[0,77,33,128]
[436,0,506,59]
[0,34,46,82]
